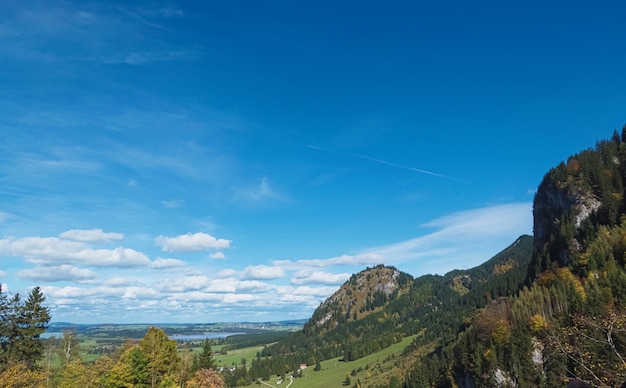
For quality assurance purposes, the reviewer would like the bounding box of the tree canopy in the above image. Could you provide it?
[0,286,50,371]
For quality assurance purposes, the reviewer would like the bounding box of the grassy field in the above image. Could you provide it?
[296,335,416,388]
[214,344,265,368]
[235,335,430,388]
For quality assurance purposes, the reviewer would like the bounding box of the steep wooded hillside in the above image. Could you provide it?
[532,130,626,275]
[405,126,626,388]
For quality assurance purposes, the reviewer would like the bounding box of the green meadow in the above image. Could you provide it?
[232,335,425,388]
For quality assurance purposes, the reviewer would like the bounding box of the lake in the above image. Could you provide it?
[170,332,245,341]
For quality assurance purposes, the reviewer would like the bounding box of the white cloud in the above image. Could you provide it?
[242,265,285,280]
[160,275,210,293]
[273,253,383,269]
[168,291,221,302]
[73,11,94,26]
[161,199,184,208]
[41,285,120,299]
[39,159,101,171]
[159,275,279,296]
[286,285,339,297]
[291,270,351,286]
[167,291,264,305]
[221,293,260,304]
[89,247,150,267]
[0,236,150,267]
[216,269,236,278]
[204,278,276,293]
[135,4,184,19]
[275,202,532,278]
[151,257,185,269]
[210,252,226,259]
[155,232,231,252]
[8,202,532,323]
[361,202,533,275]
[59,228,124,243]
[0,236,84,256]
[103,277,132,286]
[230,280,275,293]
[18,265,96,282]
[106,50,197,65]
[39,279,336,323]
[419,202,531,236]
[232,177,287,204]
[0,270,6,278]
[121,286,160,299]
[275,293,310,303]
[203,278,238,293]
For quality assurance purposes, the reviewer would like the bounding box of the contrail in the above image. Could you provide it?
[304,144,465,182]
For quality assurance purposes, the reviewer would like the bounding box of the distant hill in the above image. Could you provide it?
[46,320,306,339]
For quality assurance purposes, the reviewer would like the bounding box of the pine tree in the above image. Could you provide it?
[19,287,51,368]
[127,347,150,388]
[4,294,23,369]
[196,339,216,370]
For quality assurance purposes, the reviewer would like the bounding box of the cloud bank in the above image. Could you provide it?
[155,232,231,253]
[1,203,532,323]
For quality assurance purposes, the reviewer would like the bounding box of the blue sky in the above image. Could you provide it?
[1,0,625,324]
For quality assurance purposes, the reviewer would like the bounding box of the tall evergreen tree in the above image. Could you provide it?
[127,347,150,388]
[196,339,216,370]
[19,287,50,368]
[3,294,22,369]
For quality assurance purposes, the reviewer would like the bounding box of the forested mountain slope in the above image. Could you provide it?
[405,127,626,387]
[255,237,534,383]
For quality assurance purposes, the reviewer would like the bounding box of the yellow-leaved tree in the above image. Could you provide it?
[140,327,181,388]
[0,362,48,388]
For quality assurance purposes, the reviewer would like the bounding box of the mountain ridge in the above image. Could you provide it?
[257,234,534,379]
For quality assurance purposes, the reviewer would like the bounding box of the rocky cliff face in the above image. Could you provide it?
[532,133,626,273]
[534,177,600,244]
[533,164,602,266]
